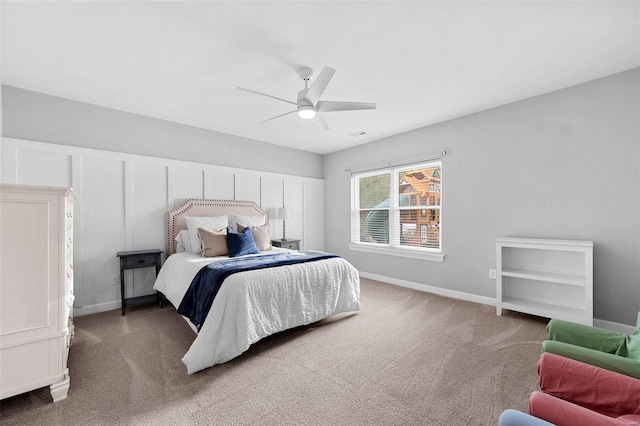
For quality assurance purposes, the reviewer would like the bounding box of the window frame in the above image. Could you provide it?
[349,160,445,262]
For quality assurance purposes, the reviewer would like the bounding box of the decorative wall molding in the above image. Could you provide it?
[2,138,325,316]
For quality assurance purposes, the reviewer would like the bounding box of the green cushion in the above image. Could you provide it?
[542,340,640,379]
[545,313,640,363]
[546,318,626,353]
[626,334,640,360]
[616,315,640,360]
[613,312,640,360]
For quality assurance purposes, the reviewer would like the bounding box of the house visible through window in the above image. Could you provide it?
[350,160,442,252]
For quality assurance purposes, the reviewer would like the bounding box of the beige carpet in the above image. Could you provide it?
[0,278,547,425]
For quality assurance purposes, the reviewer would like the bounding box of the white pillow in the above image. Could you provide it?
[229,214,266,232]
[174,230,190,253]
[185,216,228,253]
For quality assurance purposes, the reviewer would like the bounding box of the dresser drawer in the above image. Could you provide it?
[123,254,159,268]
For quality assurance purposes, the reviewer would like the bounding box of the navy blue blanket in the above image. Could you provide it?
[177,251,339,331]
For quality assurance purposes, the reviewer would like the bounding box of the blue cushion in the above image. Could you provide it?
[226,226,259,257]
[498,410,553,426]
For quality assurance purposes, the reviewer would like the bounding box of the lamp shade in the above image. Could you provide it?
[277,206,290,221]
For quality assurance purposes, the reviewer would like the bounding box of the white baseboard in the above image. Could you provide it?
[359,271,497,307]
[593,318,636,334]
[360,271,636,333]
[73,301,120,317]
[75,273,635,334]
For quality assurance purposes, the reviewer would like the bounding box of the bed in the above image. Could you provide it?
[153,199,361,374]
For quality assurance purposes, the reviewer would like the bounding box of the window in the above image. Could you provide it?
[350,160,442,258]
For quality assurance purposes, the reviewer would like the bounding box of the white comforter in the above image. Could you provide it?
[153,250,360,373]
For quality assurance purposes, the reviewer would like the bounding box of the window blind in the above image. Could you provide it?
[351,160,442,252]
[351,170,390,244]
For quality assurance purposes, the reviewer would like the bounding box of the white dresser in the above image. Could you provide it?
[0,184,76,402]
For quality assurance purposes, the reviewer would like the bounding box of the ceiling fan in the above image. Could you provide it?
[236,66,376,130]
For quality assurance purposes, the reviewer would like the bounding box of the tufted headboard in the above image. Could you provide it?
[166,199,267,255]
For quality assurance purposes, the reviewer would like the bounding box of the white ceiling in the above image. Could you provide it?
[2,1,639,155]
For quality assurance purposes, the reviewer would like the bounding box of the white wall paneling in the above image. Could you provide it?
[16,150,71,187]
[261,176,284,241]
[130,163,168,298]
[172,167,205,201]
[2,85,324,180]
[205,171,235,200]
[303,180,325,251]
[284,180,304,249]
[1,138,325,316]
[80,157,126,308]
[235,174,261,205]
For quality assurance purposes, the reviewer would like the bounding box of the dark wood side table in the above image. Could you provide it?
[116,249,163,315]
[271,239,301,250]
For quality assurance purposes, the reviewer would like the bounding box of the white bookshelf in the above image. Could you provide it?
[496,237,593,325]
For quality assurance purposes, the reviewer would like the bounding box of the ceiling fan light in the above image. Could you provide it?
[297,106,316,119]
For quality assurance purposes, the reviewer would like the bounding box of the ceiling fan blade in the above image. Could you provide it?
[303,67,335,107]
[316,101,377,112]
[258,110,298,124]
[236,87,299,106]
[312,113,329,130]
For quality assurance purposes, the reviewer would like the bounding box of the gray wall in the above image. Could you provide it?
[2,85,323,179]
[324,68,640,326]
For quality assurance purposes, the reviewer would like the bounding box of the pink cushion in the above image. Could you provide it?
[537,353,640,418]
[529,391,638,426]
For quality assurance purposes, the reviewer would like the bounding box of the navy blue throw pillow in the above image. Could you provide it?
[226,226,259,257]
